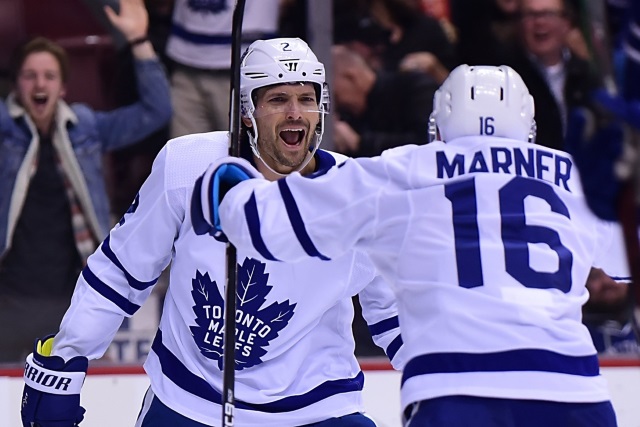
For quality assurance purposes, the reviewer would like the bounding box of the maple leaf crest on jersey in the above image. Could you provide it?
[190,258,297,370]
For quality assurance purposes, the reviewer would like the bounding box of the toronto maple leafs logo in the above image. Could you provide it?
[187,0,228,14]
[191,258,296,370]
[117,193,140,226]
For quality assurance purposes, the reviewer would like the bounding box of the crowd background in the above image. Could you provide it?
[0,0,637,364]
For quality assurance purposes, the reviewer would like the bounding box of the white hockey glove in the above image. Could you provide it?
[21,335,88,427]
[191,156,261,242]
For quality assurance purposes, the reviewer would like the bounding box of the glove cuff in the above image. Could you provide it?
[24,353,86,395]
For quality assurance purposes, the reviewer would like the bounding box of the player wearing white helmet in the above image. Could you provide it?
[19,38,403,427]
[240,38,330,176]
[429,65,536,143]
[205,64,619,426]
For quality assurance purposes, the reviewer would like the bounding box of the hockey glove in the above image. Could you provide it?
[191,157,261,242]
[21,335,88,427]
[565,90,640,221]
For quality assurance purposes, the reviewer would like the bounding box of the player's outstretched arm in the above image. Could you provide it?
[21,336,88,427]
[358,273,406,370]
[216,154,395,263]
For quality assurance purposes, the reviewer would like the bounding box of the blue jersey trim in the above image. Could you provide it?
[401,349,600,386]
[609,275,632,282]
[101,235,158,290]
[151,330,364,412]
[244,193,279,261]
[386,335,404,361]
[307,150,339,178]
[368,316,400,336]
[190,174,215,236]
[170,22,277,46]
[277,180,330,261]
[82,267,140,315]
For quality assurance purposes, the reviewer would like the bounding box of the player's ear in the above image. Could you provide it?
[242,116,253,128]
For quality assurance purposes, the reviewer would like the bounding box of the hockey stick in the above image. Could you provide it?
[223,1,246,426]
[580,0,640,334]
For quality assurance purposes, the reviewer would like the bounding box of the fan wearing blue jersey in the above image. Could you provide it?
[207,65,619,426]
[19,38,404,427]
[565,0,640,222]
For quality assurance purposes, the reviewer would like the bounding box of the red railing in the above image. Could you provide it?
[2,356,639,377]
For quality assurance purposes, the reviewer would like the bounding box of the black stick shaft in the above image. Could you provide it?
[223,1,246,426]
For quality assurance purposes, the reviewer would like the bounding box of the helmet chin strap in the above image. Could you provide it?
[250,133,321,178]
[247,108,326,178]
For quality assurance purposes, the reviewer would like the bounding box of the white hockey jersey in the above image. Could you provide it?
[218,136,614,411]
[166,0,279,69]
[593,222,633,282]
[52,132,403,426]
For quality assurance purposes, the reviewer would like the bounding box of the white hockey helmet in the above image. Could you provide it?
[429,65,536,143]
[240,37,329,165]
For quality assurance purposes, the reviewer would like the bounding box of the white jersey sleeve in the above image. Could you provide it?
[53,132,229,360]
[343,250,404,369]
[593,222,633,282]
[219,145,412,264]
[53,145,179,360]
[357,272,405,369]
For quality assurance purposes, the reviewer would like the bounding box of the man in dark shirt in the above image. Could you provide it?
[0,133,82,298]
[0,0,171,363]
[0,133,83,363]
[503,0,601,150]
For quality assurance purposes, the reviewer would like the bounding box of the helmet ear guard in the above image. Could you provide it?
[430,65,536,144]
[427,114,438,143]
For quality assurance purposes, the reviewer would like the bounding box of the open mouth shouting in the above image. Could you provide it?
[31,92,50,114]
[279,128,307,148]
[532,29,552,45]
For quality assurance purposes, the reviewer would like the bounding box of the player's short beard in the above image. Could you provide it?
[258,131,311,172]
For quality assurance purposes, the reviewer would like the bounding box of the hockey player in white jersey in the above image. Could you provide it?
[207,65,618,426]
[19,38,403,427]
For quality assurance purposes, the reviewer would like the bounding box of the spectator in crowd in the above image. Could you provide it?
[504,0,601,151]
[450,0,520,66]
[166,0,279,137]
[366,0,457,83]
[0,0,171,363]
[333,0,391,71]
[331,44,436,157]
[418,0,457,44]
[78,0,176,218]
[564,0,640,224]
[332,0,456,83]
[108,0,175,218]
